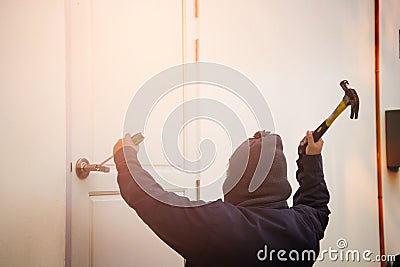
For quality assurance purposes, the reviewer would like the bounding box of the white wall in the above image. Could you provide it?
[381,0,400,257]
[199,0,380,266]
[0,0,398,266]
[0,1,66,266]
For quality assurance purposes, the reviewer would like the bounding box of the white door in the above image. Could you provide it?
[67,1,267,266]
[67,0,190,266]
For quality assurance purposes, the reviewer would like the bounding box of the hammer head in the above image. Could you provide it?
[340,80,359,119]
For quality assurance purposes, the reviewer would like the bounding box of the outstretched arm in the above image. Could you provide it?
[113,134,209,260]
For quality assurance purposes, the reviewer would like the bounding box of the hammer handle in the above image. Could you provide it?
[298,99,348,156]
[297,121,329,155]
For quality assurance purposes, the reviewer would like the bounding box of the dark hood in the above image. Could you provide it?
[223,131,292,207]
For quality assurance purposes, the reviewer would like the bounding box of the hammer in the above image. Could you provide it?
[298,80,359,156]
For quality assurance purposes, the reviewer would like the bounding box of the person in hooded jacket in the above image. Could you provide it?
[113,130,330,267]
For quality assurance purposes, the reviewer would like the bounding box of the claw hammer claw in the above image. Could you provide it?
[340,80,359,120]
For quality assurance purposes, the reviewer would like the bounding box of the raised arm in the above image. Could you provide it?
[293,131,330,232]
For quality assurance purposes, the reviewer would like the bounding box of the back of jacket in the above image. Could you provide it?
[115,146,330,267]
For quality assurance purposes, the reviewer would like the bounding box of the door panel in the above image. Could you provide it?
[90,195,182,267]
[68,0,185,266]
[90,0,183,165]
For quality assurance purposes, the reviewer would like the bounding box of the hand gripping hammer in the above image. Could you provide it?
[298,80,359,156]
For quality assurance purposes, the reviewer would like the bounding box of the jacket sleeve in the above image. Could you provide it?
[114,146,210,260]
[293,154,330,235]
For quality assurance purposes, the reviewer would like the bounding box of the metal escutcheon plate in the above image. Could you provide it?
[76,158,90,179]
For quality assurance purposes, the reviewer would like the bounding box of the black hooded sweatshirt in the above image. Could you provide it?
[115,132,330,267]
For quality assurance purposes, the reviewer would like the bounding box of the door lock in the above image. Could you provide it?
[75,158,110,179]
